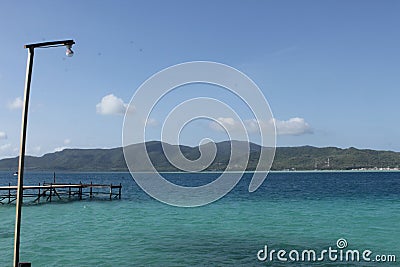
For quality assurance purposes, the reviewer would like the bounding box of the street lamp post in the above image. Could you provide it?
[14,39,75,267]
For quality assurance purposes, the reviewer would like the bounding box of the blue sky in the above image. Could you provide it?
[0,0,399,159]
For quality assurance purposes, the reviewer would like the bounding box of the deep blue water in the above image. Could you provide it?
[0,171,399,266]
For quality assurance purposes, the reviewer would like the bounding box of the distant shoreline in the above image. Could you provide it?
[0,169,399,174]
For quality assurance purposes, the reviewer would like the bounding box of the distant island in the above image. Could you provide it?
[0,141,399,172]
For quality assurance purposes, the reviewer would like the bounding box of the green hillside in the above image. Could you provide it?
[0,141,399,172]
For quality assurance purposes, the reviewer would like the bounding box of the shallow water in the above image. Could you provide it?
[0,171,399,266]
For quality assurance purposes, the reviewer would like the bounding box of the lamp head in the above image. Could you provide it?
[66,44,74,57]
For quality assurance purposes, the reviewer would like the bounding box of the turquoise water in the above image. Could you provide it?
[0,171,399,266]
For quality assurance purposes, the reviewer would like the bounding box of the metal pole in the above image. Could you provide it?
[14,47,34,267]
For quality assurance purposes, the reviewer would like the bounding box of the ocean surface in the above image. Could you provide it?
[0,171,399,266]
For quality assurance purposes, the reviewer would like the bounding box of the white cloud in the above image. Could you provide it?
[54,146,67,152]
[96,94,131,115]
[209,117,244,132]
[273,117,313,135]
[243,119,267,134]
[54,139,72,152]
[209,117,312,136]
[64,138,71,145]
[8,97,23,110]
[0,143,11,151]
[145,118,158,127]
[0,143,13,158]
[0,131,7,140]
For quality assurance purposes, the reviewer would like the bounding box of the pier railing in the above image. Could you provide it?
[0,182,122,204]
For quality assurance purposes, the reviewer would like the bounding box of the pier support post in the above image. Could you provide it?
[8,183,11,204]
[37,183,40,204]
[79,182,82,200]
[49,184,52,202]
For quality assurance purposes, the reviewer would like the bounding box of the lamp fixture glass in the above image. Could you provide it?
[66,44,74,57]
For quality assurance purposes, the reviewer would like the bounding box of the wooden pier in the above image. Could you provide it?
[0,182,122,204]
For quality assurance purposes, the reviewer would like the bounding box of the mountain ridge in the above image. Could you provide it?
[0,141,399,171]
